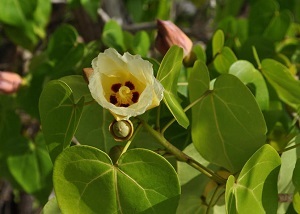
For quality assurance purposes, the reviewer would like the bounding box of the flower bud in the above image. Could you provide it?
[155,19,193,58]
[109,119,134,141]
[0,71,22,94]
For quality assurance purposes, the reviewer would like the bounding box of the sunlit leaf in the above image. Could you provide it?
[102,20,124,52]
[225,145,281,213]
[294,190,300,213]
[212,30,224,57]
[157,46,189,129]
[214,47,237,74]
[192,44,206,63]
[229,60,269,110]
[54,146,180,213]
[42,197,61,214]
[75,103,116,152]
[190,74,267,173]
[39,80,84,162]
[277,135,300,212]
[132,31,150,57]
[261,59,300,109]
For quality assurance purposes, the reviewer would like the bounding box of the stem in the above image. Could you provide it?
[252,46,261,69]
[156,105,161,131]
[206,185,222,214]
[281,143,300,153]
[141,120,227,185]
[161,90,212,135]
[84,99,96,106]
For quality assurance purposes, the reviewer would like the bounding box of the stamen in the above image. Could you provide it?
[125,81,135,90]
[110,95,118,104]
[120,104,129,107]
[132,92,140,103]
[111,83,122,93]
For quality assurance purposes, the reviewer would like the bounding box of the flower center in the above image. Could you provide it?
[109,81,140,107]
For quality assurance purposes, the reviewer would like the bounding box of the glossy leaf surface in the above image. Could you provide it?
[261,59,300,109]
[53,146,180,213]
[157,46,189,129]
[190,69,266,173]
[39,80,84,162]
[225,145,281,213]
[229,60,269,110]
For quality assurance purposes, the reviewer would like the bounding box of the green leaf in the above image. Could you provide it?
[189,60,210,104]
[0,0,26,26]
[132,31,150,57]
[39,80,84,162]
[214,46,237,74]
[102,20,125,52]
[293,157,300,189]
[42,197,61,214]
[263,10,292,42]
[177,144,223,214]
[229,60,269,110]
[225,144,281,213]
[47,25,84,75]
[225,175,237,214]
[212,29,224,57]
[157,46,189,129]
[53,145,180,213]
[80,0,101,21]
[0,0,51,50]
[190,74,267,173]
[239,36,275,66]
[6,135,53,203]
[177,143,211,185]
[248,0,279,36]
[59,75,92,103]
[75,103,116,152]
[192,44,206,63]
[47,24,79,61]
[261,59,300,109]
[33,0,51,38]
[294,190,300,213]
[277,136,300,212]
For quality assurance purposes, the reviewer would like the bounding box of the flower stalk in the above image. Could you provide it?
[141,119,227,185]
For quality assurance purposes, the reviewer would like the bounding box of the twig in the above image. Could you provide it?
[141,119,227,185]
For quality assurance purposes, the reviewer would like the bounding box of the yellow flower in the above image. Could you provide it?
[85,48,164,121]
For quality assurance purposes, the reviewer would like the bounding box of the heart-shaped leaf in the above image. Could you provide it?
[225,144,281,213]
[53,145,180,213]
[39,80,84,162]
[157,45,189,129]
[190,73,267,173]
